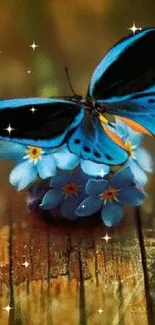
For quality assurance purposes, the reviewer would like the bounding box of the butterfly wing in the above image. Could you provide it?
[88,28,155,99]
[88,28,155,136]
[0,98,84,148]
[0,97,128,165]
[68,116,128,165]
[97,88,155,136]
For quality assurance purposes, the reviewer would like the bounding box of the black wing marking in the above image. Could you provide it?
[88,28,155,100]
[0,98,84,148]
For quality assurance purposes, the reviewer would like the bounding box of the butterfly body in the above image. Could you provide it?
[0,28,155,165]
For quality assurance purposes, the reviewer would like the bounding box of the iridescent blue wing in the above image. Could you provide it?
[0,98,84,148]
[88,28,155,99]
[68,116,128,165]
[0,97,127,165]
[97,87,155,136]
[88,28,155,136]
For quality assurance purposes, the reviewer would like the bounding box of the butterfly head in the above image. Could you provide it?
[79,96,100,117]
[81,97,114,128]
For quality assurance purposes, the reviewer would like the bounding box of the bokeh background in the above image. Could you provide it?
[0,1,155,325]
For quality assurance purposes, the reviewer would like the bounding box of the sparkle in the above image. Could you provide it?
[128,23,142,34]
[3,305,13,312]
[22,261,30,268]
[29,41,38,51]
[4,123,15,136]
[99,168,105,178]
[81,204,85,208]
[101,233,112,243]
[27,70,31,74]
[98,308,103,314]
[30,106,37,113]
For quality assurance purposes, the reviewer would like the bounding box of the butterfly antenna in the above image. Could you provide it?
[65,66,77,97]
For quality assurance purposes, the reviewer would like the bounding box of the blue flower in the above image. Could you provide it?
[53,144,110,177]
[40,168,91,220]
[76,167,146,227]
[0,141,80,190]
[0,141,109,190]
[80,159,110,177]
[114,119,153,186]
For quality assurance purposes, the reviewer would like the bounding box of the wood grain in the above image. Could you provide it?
[0,187,154,325]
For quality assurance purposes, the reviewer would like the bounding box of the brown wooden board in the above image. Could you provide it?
[0,187,154,325]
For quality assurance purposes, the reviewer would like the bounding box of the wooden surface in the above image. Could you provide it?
[0,186,154,325]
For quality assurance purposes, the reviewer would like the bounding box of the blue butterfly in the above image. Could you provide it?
[0,28,155,165]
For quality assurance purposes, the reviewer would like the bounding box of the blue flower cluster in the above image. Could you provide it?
[0,121,152,226]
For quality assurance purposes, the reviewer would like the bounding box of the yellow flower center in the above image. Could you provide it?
[125,140,135,157]
[99,187,119,201]
[63,182,81,198]
[27,146,43,160]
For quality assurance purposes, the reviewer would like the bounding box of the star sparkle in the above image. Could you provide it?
[98,308,103,314]
[27,70,31,74]
[99,168,105,178]
[30,106,37,113]
[3,305,13,313]
[128,23,142,34]
[101,233,112,243]
[22,261,30,268]
[29,41,38,51]
[4,124,15,136]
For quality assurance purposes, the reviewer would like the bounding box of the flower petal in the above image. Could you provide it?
[80,159,110,176]
[53,145,80,170]
[115,119,143,146]
[113,119,127,138]
[50,168,90,197]
[126,159,147,186]
[9,160,37,190]
[50,171,74,188]
[110,167,134,189]
[0,141,26,161]
[135,147,153,173]
[101,201,124,227]
[75,195,102,217]
[125,128,143,146]
[118,187,146,206]
[37,154,57,179]
[40,189,62,210]
[70,167,90,184]
[86,179,109,195]
[59,197,80,220]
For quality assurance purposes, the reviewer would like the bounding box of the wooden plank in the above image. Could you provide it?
[135,206,155,325]
[0,188,154,324]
